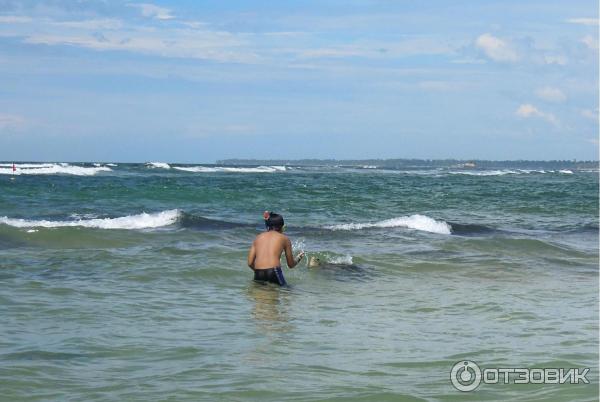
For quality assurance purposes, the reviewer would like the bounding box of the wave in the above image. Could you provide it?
[305,253,372,282]
[178,212,250,229]
[173,165,286,173]
[448,169,579,176]
[562,223,599,234]
[0,210,252,231]
[0,210,180,229]
[326,214,452,235]
[449,170,521,176]
[0,163,111,176]
[0,163,56,168]
[146,162,171,169]
[447,222,500,236]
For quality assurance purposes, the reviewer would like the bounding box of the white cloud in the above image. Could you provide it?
[451,58,486,65]
[0,16,33,24]
[0,113,26,131]
[475,33,518,62]
[581,35,599,50]
[535,87,566,102]
[297,38,456,60]
[418,81,462,91]
[51,19,124,30]
[0,12,260,64]
[581,108,599,122]
[516,104,558,125]
[129,3,174,20]
[566,18,599,26]
[299,47,364,59]
[542,54,568,65]
[23,30,258,63]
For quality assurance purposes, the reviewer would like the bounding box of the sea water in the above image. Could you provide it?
[0,162,598,401]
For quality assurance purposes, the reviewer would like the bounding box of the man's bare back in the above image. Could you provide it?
[248,231,302,269]
[247,211,304,285]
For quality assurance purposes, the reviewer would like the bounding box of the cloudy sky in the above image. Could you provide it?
[0,0,598,162]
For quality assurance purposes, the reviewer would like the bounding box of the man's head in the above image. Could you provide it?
[264,211,285,231]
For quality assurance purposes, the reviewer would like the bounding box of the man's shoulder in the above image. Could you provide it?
[255,231,287,241]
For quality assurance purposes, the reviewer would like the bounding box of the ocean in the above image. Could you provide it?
[0,161,598,401]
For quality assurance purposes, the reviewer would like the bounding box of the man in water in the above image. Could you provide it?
[247,211,304,286]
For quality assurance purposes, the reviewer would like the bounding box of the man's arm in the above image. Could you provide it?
[247,242,256,270]
[284,237,304,268]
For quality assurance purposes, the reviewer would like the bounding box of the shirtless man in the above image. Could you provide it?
[247,211,305,286]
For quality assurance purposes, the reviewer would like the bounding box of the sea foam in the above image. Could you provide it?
[326,214,452,235]
[0,163,111,176]
[0,210,180,230]
[448,170,520,176]
[327,254,354,264]
[173,165,286,173]
[146,162,171,169]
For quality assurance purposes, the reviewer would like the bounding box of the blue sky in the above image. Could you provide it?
[0,0,598,162]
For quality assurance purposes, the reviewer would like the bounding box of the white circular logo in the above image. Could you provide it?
[450,360,482,392]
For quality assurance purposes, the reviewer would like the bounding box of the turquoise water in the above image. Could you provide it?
[0,162,598,401]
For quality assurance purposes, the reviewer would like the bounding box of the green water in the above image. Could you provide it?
[0,163,598,401]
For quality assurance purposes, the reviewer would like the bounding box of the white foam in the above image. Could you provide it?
[448,169,577,176]
[517,169,546,174]
[68,213,99,220]
[292,238,306,255]
[173,165,286,173]
[328,255,354,264]
[0,163,56,168]
[0,163,111,176]
[361,165,378,169]
[172,166,219,173]
[0,209,180,230]
[448,170,520,176]
[146,162,171,169]
[326,214,452,235]
[106,163,118,167]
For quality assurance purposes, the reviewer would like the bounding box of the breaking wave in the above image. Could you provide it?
[173,165,286,173]
[0,210,180,230]
[146,162,171,169]
[0,163,111,176]
[448,169,577,176]
[325,214,452,235]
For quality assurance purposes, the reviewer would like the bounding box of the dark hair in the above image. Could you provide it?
[265,212,284,230]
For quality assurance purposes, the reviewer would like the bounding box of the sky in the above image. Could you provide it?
[0,0,598,162]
